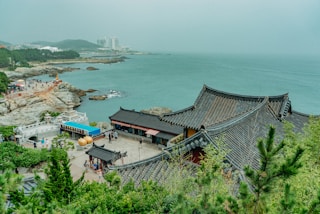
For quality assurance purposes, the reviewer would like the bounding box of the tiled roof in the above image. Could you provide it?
[86,143,123,163]
[108,150,199,186]
[161,85,290,130]
[107,85,315,186]
[6,177,37,210]
[109,107,184,135]
[109,104,311,187]
[108,131,211,186]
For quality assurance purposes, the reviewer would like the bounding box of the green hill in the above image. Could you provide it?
[33,39,101,51]
[31,41,55,46]
[0,40,12,47]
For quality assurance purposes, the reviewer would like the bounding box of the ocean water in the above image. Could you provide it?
[34,53,320,122]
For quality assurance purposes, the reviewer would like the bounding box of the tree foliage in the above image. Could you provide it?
[0,171,23,213]
[0,48,11,67]
[0,72,10,93]
[0,48,80,69]
[51,132,74,150]
[39,111,60,122]
[0,126,16,141]
[2,119,320,213]
[243,126,304,213]
[0,142,49,172]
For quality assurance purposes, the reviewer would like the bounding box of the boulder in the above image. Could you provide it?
[86,66,98,71]
[0,103,8,115]
[89,95,107,100]
[86,89,97,93]
[140,107,172,116]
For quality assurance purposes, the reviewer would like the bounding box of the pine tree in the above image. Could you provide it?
[243,126,304,213]
[43,148,84,206]
[279,183,296,213]
[0,171,23,213]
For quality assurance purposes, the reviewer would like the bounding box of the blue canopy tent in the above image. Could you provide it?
[62,121,101,136]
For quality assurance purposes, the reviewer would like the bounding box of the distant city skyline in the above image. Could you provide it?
[97,36,121,50]
[1,0,320,54]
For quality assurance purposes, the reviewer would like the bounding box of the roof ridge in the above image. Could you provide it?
[203,84,268,100]
[119,107,160,117]
[161,105,194,118]
[206,97,269,133]
[108,151,169,170]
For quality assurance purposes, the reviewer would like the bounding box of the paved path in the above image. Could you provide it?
[70,136,162,182]
[24,135,162,182]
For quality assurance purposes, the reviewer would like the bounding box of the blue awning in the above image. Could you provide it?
[62,122,100,136]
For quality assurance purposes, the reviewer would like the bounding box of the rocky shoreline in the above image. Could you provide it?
[0,57,124,126]
[3,57,124,81]
[0,57,169,126]
[4,65,79,81]
[0,81,85,126]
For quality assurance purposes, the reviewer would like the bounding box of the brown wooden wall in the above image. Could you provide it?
[186,128,197,137]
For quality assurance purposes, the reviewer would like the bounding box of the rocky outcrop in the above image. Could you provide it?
[89,95,107,100]
[0,82,84,126]
[85,89,97,93]
[86,66,98,71]
[140,107,172,116]
[3,66,79,81]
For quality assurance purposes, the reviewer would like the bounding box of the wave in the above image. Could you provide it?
[106,89,122,98]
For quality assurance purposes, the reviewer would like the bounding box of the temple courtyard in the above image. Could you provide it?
[23,135,162,182]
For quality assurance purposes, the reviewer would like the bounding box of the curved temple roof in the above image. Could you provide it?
[161,85,291,130]
[108,85,314,186]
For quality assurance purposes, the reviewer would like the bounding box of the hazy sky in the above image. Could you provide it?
[1,0,319,54]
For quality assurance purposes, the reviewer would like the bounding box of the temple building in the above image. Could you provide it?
[107,85,314,186]
[109,108,184,146]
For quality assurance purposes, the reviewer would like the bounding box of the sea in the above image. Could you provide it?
[33,53,320,122]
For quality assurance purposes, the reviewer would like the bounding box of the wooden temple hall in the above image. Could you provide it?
[105,85,315,187]
[109,108,184,146]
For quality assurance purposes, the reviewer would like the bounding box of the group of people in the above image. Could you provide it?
[105,130,118,142]
[33,137,49,149]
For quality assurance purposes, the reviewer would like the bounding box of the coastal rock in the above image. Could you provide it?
[86,66,98,70]
[0,103,8,114]
[3,66,78,81]
[15,98,28,108]
[0,82,84,126]
[89,95,107,100]
[85,89,97,93]
[96,122,112,130]
[141,107,172,116]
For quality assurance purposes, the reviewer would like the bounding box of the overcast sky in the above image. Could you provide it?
[1,0,319,54]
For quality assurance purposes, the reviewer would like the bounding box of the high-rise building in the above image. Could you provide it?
[110,37,119,50]
[97,36,121,50]
[97,37,110,48]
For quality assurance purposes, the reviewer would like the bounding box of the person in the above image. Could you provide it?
[41,137,45,148]
[45,138,49,148]
[114,131,118,140]
[139,137,142,144]
[108,133,112,143]
[33,141,37,149]
[97,169,102,182]
[84,160,89,172]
